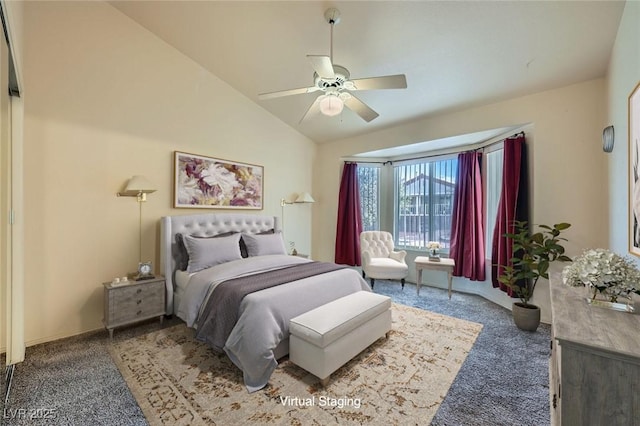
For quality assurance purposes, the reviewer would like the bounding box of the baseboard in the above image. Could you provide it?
[412,279,551,325]
[24,326,105,349]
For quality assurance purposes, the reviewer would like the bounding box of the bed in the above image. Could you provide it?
[160,212,370,392]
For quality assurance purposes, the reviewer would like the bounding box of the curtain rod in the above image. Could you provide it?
[473,131,525,150]
[346,131,526,166]
[344,160,388,165]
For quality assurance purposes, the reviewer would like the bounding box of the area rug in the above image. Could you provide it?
[109,303,482,425]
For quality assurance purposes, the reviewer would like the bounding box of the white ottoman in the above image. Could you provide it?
[289,291,392,386]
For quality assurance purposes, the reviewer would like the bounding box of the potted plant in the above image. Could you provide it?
[498,220,572,331]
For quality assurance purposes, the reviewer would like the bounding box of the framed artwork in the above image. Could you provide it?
[174,151,263,209]
[629,81,640,256]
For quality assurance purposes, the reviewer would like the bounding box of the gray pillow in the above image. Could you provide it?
[176,232,236,270]
[183,233,242,273]
[241,232,287,256]
[174,233,189,271]
[240,229,275,258]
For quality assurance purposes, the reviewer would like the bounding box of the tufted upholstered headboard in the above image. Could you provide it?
[160,213,280,315]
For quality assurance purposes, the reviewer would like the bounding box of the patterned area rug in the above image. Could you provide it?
[109,303,482,425]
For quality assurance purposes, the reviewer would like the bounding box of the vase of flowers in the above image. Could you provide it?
[427,241,441,261]
[562,248,640,313]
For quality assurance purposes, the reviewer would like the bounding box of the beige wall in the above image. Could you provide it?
[0,29,8,354]
[313,78,608,322]
[19,0,635,345]
[22,2,315,345]
[1,0,25,359]
[606,1,640,258]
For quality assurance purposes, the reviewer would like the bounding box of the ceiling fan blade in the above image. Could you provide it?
[299,96,322,123]
[307,55,335,79]
[258,86,320,100]
[349,74,407,91]
[344,95,379,122]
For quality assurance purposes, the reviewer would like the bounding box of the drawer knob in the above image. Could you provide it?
[137,300,142,305]
[136,289,142,294]
[136,310,142,315]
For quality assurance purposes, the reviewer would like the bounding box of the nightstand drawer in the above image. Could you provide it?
[108,293,164,320]
[109,301,163,324]
[108,281,164,308]
[103,277,166,338]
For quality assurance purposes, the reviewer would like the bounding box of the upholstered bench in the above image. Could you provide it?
[289,291,392,386]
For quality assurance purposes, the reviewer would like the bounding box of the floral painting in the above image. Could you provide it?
[174,151,263,209]
[630,81,640,256]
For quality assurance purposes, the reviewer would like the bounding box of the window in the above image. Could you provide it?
[394,157,457,250]
[358,165,380,231]
[485,146,504,257]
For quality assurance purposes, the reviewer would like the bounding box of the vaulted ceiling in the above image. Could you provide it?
[110,1,625,144]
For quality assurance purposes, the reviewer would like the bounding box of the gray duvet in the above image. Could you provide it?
[176,255,370,392]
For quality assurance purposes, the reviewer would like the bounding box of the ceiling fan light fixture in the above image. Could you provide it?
[319,94,344,116]
[258,8,407,123]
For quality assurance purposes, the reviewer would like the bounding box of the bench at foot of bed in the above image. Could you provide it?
[289,291,392,387]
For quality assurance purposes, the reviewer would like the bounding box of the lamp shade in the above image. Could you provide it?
[122,175,157,196]
[319,95,344,116]
[295,192,315,203]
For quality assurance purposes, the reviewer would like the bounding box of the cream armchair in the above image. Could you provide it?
[360,231,409,289]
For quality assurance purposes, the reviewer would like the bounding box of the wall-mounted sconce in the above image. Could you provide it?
[280,192,315,238]
[602,125,614,153]
[117,175,157,263]
[281,192,315,206]
[117,175,157,202]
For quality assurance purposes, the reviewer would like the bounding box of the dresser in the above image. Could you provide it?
[103,277,166,338]
[549,276,640,425]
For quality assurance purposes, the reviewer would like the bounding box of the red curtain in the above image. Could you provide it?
[450,151,486,281]
[491,135,527,295]
[335,162,363,266]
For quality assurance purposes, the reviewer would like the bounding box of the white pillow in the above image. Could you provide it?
[183,233,242,273]
[241,232,287,256]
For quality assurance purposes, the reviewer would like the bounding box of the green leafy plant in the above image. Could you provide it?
[498,221,572,306]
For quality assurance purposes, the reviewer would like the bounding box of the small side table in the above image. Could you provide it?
[415,257,455,299]
[103,276,166,338]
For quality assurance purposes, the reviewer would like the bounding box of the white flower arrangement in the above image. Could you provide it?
[562,248,640,302]
[427,241,441,250]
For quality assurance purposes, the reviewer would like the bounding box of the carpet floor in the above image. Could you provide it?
[3,281,551,425]
[372,281,551,426]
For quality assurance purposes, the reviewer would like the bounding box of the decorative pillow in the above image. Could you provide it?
[182,233,243,273]
[176,231,237,270]
[240,236,248,259]
[241,232,287,257]
[240,229,275,258]
[174,233,189,271]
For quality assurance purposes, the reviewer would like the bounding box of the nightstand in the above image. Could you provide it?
[103,276,166,339]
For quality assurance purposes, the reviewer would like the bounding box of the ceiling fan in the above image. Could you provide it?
[258,8,407,123]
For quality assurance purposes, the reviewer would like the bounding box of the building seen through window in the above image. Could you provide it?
[394,158,457,250]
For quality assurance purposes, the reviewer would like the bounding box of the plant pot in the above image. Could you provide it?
[512,302,540,332]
